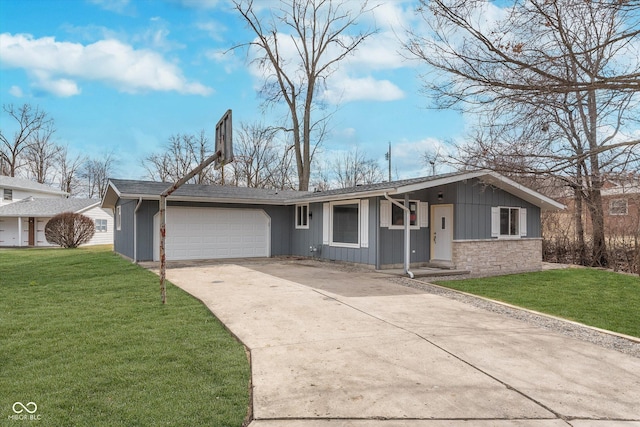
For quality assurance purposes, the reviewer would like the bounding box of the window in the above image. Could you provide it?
[380,200,428,228]
[116,206,122,231]
[331,201,359,247]
[95,219,108,232]
[295,204,309,229]
[390,201,418,229]
[609,199,628,216]
[500,207,519,236]
[491,206,526,238]
[3,189,12,201]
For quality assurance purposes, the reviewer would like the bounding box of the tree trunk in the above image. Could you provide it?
[585,90,608,267]
[573,184,587,265]
[586,186,608,267]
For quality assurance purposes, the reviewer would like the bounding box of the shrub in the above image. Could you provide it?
[45,212,95,248]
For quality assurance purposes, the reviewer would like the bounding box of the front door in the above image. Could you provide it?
[28,217,35,246]
[431,205,453,261]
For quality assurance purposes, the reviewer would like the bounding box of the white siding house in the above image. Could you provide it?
[0,176,113,247]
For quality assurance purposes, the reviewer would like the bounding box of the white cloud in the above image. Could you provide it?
[88,0,132,14]
[392,137,453,178]
[32,71,81,97]
[234,1,416,106]
[8,85,23,97]
[196,20,227,42]
[172,0,223,9]
[0,32,213,96]
[322,75,404,103]
[133,17,185,51]
[244,29,405,104]
[204,48,240,74]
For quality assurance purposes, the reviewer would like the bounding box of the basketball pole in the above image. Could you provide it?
[159,149,221,305]
[159,109,232,305]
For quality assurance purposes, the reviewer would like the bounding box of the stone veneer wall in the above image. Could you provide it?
[452,238,542,276]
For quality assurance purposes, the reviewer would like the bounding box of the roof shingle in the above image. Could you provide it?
[0,198,99,217]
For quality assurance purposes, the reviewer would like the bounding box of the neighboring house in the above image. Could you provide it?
[601,173,640,238]
[544,173,640,241]
[0,175,68,206]
[102,170,564,276]
[0,176,113,247]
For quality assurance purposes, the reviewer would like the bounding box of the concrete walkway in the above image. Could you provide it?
[165,263,640,426]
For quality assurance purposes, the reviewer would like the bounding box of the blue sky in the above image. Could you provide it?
[0,0,465,183]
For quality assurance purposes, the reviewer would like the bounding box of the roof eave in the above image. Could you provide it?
[287,188,400,204]
[115,193,291,206]
[76,202,102,213]
[101,180,122,209]
[481,172,566,211]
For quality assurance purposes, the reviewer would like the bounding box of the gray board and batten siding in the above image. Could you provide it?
[290,199,378,266]
[454,179,541,240]
[106,173,554,266]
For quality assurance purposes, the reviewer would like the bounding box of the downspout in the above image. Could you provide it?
[133,198,143,263]
[384,193,414,279]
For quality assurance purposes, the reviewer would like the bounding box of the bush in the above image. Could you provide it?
[45,212,95,248]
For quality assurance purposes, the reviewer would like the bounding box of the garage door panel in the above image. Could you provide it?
[155,207,270,261]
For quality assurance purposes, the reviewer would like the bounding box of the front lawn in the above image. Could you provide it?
[0,247,250,426]
[435,268,640,338]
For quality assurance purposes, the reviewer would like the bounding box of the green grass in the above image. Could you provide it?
[0,247,250,426]
[435,268,640,338]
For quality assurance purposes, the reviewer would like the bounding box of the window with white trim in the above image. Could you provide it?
[390,200,418,229]
[491,206,526,238]
[3,189,12,201]
[295,204,309,229]
[116,206,122,231]
[501,207,519,236]
[609,199,628,216]
[95,219,108,232]
[380,200,428,229]
[330,200,360,248]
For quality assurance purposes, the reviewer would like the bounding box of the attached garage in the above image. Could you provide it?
[0,218,19,246]
[153,207,271,261]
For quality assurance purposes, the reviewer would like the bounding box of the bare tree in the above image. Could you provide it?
[0,104,53,177]
[142,131,218,184]
[230,122,297,189]
[406,0,640,267]
[81,154,117,199]
[232,0,377,190]
[332,146,383,188]
[58,145,86,195]
[24,121,60,184]
[422,146,446,176]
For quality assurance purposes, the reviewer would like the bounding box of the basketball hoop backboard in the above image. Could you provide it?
[215,109,233,168]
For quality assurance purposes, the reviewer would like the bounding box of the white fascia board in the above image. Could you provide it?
[101,181,123,209]
[117,194,288,206]
[286,189,393,204]
[76,202,101,214]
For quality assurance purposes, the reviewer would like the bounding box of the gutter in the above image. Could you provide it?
[133,197,143,263]
[384,193,414,279]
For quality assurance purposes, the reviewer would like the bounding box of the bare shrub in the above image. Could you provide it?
[45,212,95,248]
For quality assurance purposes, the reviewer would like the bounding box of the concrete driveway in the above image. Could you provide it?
[165,261,640,426]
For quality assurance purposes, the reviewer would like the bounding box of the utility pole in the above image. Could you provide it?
[384,142,391,182]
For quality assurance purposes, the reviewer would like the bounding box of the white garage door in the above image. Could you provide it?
[154,207,270,261]
[0,218,19,246]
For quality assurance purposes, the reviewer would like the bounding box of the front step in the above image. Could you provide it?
[425,260,457,269]
[411,267,471,278]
